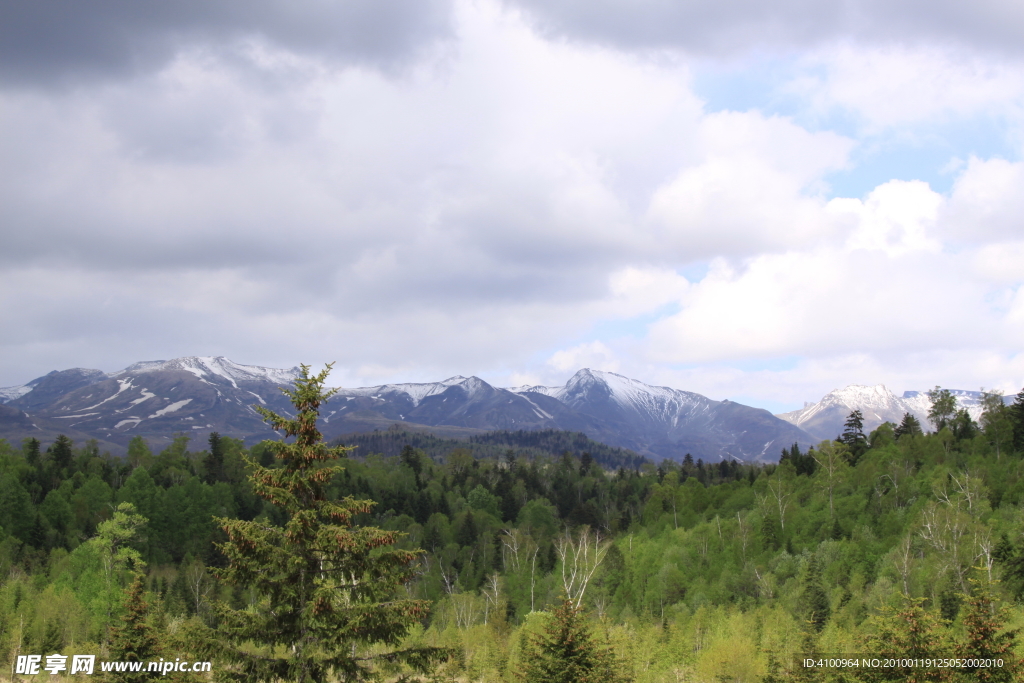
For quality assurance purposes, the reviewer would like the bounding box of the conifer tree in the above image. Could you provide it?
[518,599,629,683]
[894,413,923,440]
[109,571,159,683]
[202,432,225,484]
[194,364,448,683]
[840,410,868,464]
[857,597,950,683]
[800,556,830,633]
[956,581,1023,683]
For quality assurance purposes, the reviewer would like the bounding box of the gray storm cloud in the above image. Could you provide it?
[0,0,453,84]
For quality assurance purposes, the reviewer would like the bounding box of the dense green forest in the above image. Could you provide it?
[3,387,1024,681]
[334,427,648,470]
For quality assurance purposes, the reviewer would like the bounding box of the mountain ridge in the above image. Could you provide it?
[0,357,815,462]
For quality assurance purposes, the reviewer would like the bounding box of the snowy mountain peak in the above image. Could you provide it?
[807,385,905,421]
[114,356,300,385]
[778,383,1006,441]
[338,375,493,407]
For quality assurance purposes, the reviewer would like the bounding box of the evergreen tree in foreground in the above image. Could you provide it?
[193,364,449,683]
[109,571,160,683]
[956,581,1023,683]
[518,599,629,683]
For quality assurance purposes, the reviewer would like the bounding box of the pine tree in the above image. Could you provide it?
[518,599,629,683]
[193,364,448,683]
[800,556,830,632]
[39,618,63,654]
[23,437,41,468]
[202,432,225,484]
[956,581,1023,683]
[840,410,868,465]
[949,408,977,442]
[857,597,950,683]
[48,434,74,472]
[894,413,923,440]
[109,571,160,683]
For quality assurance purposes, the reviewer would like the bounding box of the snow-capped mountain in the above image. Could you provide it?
[325,368,815,462]
[113,356,300,386]
[0,357,300,451]
[777,384,1011,441]
[0,359,816,462]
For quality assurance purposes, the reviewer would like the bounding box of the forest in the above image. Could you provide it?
[3,379,1024,682]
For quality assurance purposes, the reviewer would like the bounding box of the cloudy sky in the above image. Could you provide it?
[2,0,1023,411]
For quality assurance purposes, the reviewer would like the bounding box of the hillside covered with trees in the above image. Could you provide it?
[2,383,1024,681]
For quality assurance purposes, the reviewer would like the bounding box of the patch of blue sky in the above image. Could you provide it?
[691,59,1019,198]
[679,261,709,283]
[663,356,808,410]
[825,117,1017,198]
[691,53,807,119]
[730,395,800,415]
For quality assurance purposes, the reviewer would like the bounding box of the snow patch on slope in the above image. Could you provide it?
[130,389,156,405]
[81,379,135,410]
[149,399,192,418]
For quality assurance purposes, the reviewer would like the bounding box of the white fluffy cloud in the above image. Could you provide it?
[790,44,1024,130]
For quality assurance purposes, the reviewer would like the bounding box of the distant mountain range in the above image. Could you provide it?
[776,384,1012,441]
[0,356,816,463]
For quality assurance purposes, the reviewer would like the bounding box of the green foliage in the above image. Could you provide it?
[336,428,647,470]
[927,387,958,433]
[980,391,1013,459]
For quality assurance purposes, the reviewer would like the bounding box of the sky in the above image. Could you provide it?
[2,0,1023,413]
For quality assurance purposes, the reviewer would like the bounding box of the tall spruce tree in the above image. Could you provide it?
[840,410,868,465]
[203,432,225,484]
[518,599,629,683]
[894,412,923,440]
[109,571,160,683]
[194,364,447,683]
[799,556,830,632]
